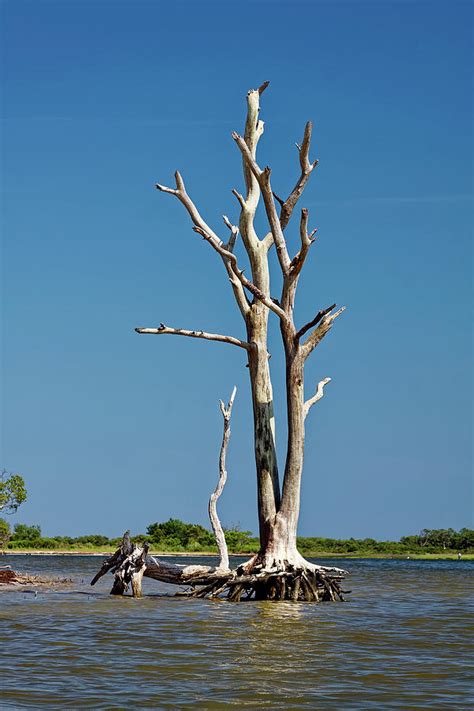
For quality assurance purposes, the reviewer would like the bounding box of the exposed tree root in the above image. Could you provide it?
[90,532,350,602]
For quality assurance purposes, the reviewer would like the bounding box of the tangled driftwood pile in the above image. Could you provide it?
[91,533,350,601]
[0,567,16,584]
[0,566,72,588]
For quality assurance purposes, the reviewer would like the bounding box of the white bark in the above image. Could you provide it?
[135,325,250,350]
[301,306,346,358]
[304,377,331,419]
[231,131,291,274]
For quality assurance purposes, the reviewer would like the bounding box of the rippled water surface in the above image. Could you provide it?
[1,556,473,708]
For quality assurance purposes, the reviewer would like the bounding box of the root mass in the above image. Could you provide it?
[91,533,349,602]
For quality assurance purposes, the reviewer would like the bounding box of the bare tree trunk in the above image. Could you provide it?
[260,348,304,567]
[238,86,281,547]
[231,110,345,575]
[246,312,280,548]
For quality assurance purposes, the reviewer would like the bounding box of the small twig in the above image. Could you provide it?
[222,215,239,252]
[304,377,331,419]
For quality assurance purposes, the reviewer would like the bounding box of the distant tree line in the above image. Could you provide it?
[399,528,474,551]
[1,519,473,554]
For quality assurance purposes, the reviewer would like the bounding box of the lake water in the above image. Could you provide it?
[0,555,472,709]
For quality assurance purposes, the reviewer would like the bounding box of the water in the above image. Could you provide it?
[1,556,472,709]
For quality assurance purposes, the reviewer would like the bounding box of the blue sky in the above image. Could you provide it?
[2,0,472,539]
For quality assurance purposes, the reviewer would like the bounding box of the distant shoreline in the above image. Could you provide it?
[2,550,473,560]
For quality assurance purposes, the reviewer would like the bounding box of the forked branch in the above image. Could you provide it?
[192,226,288,322]
[289,208,318,277]
[296,303,336,341]
[232,131,291,275]
[301,306,346,358]
[209,386,237,571]
[222,215,239,252]
[156,172,250,318]
[135,325,250,350]
[155,171,287,321]
[279,122,319,230]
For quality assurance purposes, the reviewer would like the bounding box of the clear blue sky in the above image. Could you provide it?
[1,0,472,539]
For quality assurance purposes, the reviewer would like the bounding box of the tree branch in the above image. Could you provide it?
[234,85,266,254]
[295,303,336,341]
[231,188,246,210]
[209,386,236,571]
[289,208,318,277]
[279,209,318,316]
[192,226,289,323]
[232,132,291,275]
[155,171,224,244]
[299,207,318,251]
[135,325,250,350]
[279,122,318,230]
[90,530,132,586]
[155,172,250,318]
[304,377,331,419]
[222,215,239,252]
[219,215,252,315]
[301,306,346,359]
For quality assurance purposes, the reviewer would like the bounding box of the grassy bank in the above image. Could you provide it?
[2,520,473,559]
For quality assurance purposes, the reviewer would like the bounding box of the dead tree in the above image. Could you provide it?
[208,386,236,572]
[92,83,348,601]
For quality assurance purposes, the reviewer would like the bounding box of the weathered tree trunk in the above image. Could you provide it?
[239,86,281,547]
[258,348,305,569]
[105,82,349,601]
[246,313,280,548]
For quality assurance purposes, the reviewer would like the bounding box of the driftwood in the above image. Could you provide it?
[91,531,348,601]
[0,566,72,588]
[0,567,16,584]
